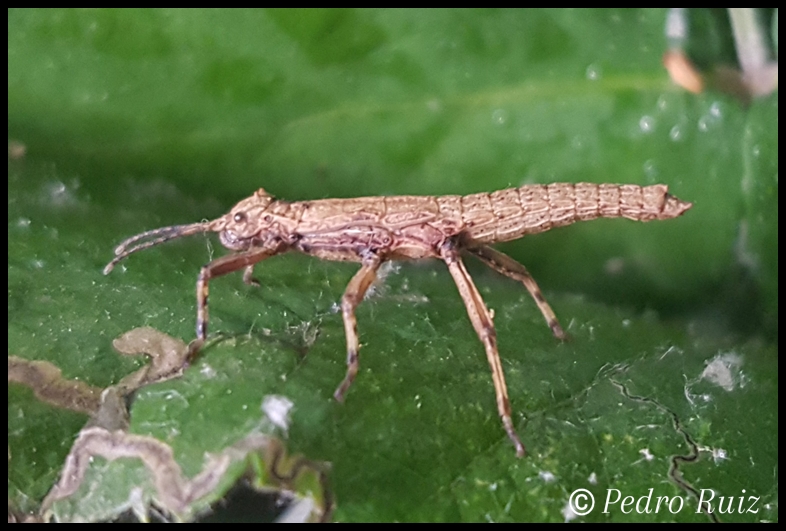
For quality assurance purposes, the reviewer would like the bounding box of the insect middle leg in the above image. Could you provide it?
[334,255,382,403]
[242,265,261,287]
[196,247,277,342]
[467,244,567,341]
[440,240,526,457]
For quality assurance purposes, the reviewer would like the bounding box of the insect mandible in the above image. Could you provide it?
[104,183,692,457]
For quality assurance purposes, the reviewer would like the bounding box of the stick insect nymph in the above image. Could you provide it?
[106,184,692,457]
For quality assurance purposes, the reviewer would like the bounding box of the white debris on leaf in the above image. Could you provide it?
[261,395,295,435]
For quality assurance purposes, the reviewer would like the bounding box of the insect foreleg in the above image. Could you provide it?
[196,247,278,341]
[467,245,567,341]
[334,255,382,403]
[440,240,526,457]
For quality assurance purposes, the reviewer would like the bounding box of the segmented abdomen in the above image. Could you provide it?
[448,183,692,244]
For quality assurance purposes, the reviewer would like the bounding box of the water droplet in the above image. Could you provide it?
[698,101,723,132]
[48,181,66,197]
[697,114,717,132]
[604,257,625,275]
[669,124,684,142]
[426,99,442,113]
[639,115,655,133]
[585,63,602,81]
[492,108,508,126]
[643,159,659,180]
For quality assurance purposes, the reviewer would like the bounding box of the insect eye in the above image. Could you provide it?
[233,212,246,223]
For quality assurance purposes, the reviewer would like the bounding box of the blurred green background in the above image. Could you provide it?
[8,9,777,522]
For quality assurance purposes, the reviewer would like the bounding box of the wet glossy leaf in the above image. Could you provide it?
[9,8,776,522]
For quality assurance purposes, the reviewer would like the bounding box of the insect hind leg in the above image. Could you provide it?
[440,240,526,457]
[467,245,567,341]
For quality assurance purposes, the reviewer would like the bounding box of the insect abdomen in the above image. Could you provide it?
[462,183,692,244]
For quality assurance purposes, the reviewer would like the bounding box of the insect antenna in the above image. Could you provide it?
[103,221,212,275]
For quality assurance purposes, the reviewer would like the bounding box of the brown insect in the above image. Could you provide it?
[104,183,692,457]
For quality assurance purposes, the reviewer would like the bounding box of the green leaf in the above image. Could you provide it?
[9,9,777,522]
